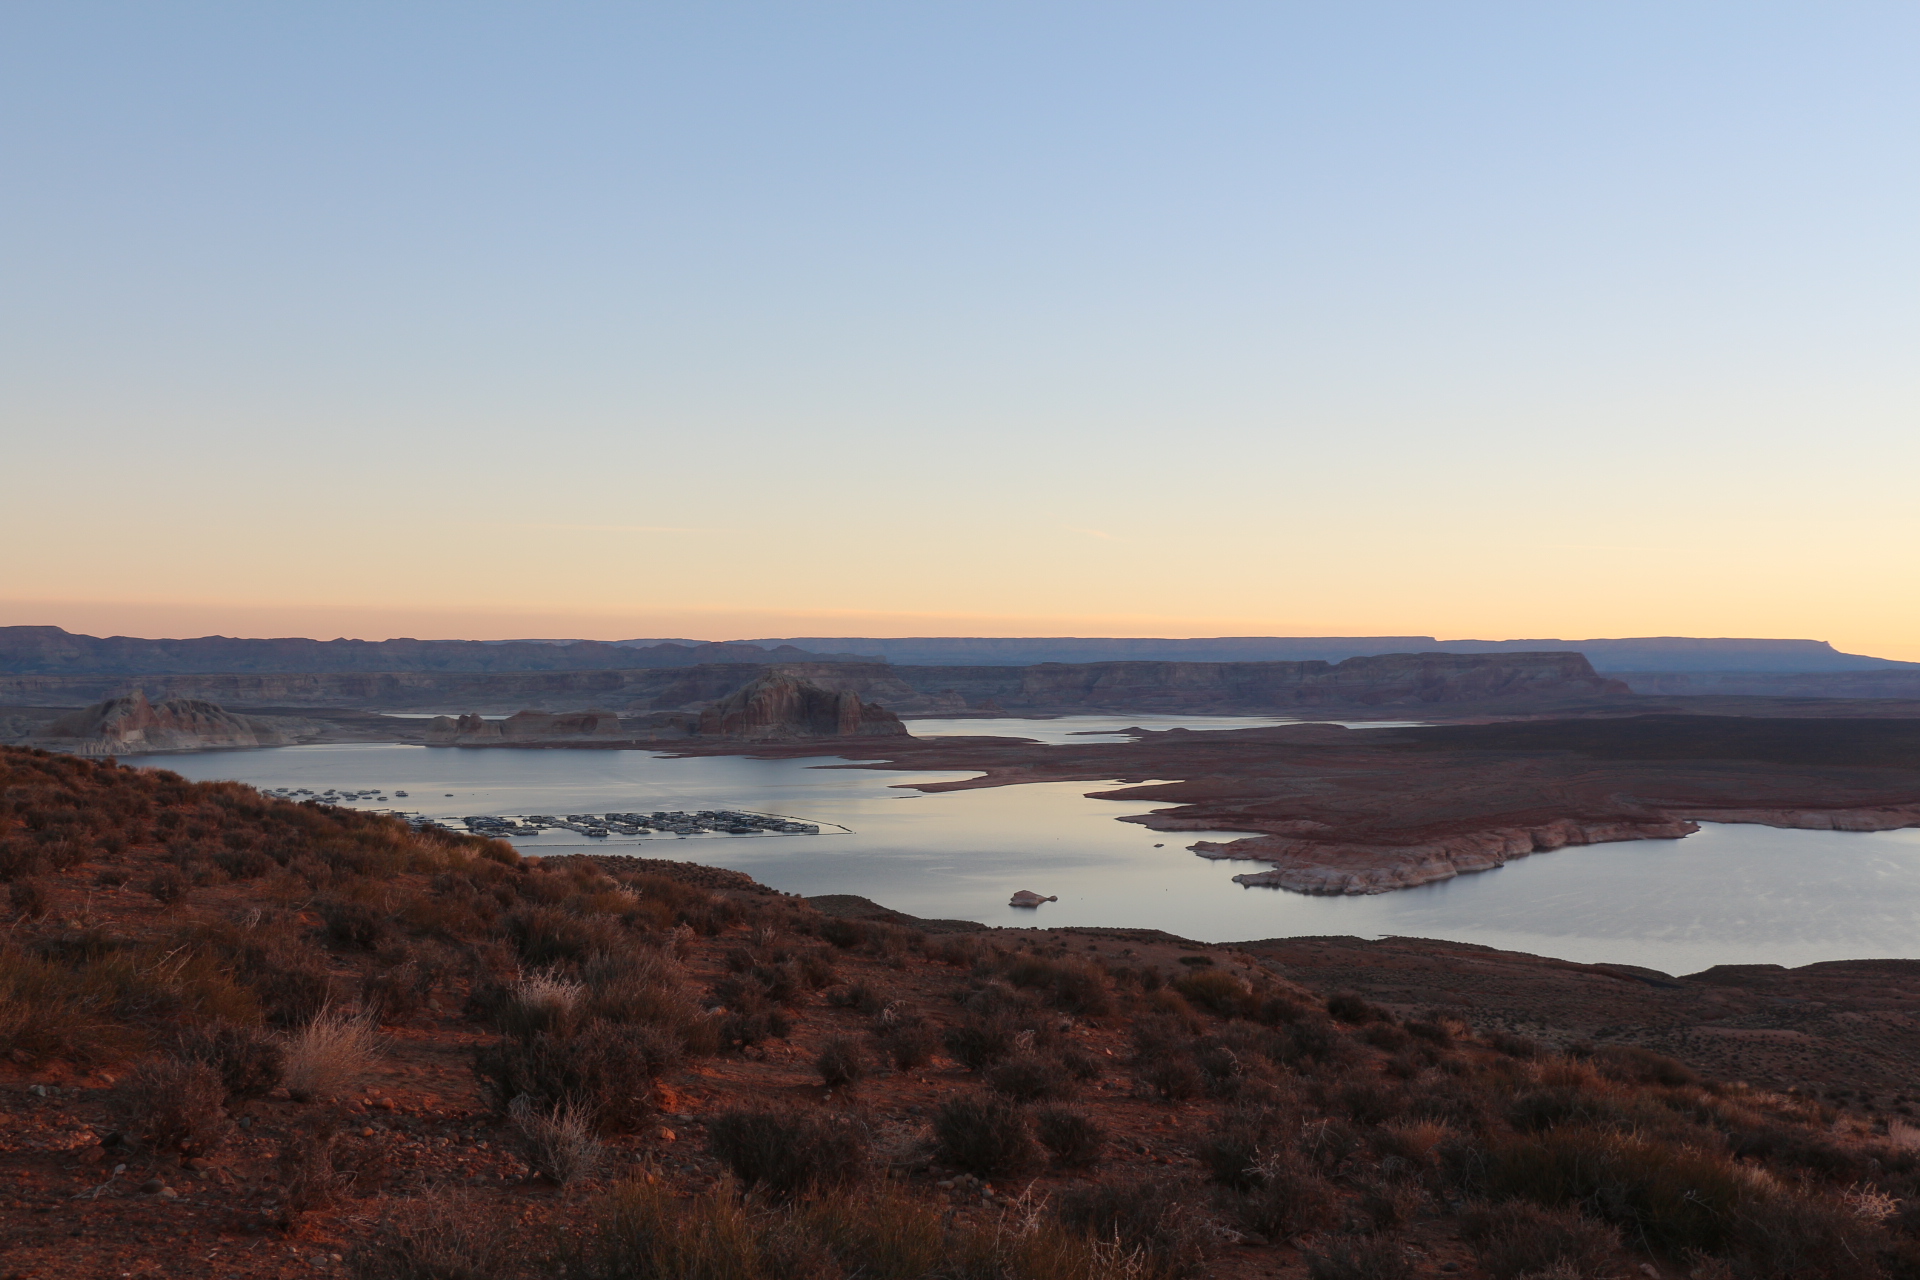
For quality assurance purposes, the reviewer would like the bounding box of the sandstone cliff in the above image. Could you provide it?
[696,674,908,740]
[30,691,302,754]
[0,652,1624,716]
[886,651,1629,713]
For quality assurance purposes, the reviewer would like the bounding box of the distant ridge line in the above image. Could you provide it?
[733,635,1917,674]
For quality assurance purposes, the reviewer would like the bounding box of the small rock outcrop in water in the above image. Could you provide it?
[425,708,631,745]
[1008,890,1057,908]
[697,674,908,741]
[33,691,296,754]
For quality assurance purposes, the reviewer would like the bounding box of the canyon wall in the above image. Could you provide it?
[889,651,1629,713]
[1617,670,1920,699]
[0,625,870,676]
[0,653,1625,716]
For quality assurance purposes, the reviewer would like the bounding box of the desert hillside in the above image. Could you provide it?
[4,746,1919,1279]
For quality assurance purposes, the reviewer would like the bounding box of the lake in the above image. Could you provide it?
[126,716,1920,977]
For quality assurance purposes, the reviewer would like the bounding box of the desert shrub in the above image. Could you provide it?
[361,963,429,1025]
[1193,1028,1277,1099]
[0,840,47,881]
[819,917,872,950]
[1300,1118,1369,1177]
[1056,1178,1214,1278]
[815,1036,867,1091]
[1462,1201,1620,1280]
[349,1191,526,1280]
[1473,1127,1809,1259]
[212,847,274,881]
[1402,1017,1454,1046]
[1325,992,1389,1025]
[872,1012,939,1070]
[1335,1080,1407,1126]
[1199,1107,1286,1191]
[282,1006,379,1101]
[1172,968,1257,1017]
[274,1118,386,1219]
[474,1021,675,1132]
[1272,1016,1346,1067]
[319,899,390,950]
[1724,1191,1883,1280]
[509,1096,605,1185]
[944,1013,1019,1070]
[1252,992,1313,1024]
[712,981,793,1050]
[491,970,585,1039]
[109,1056,230,1155]
[173,1020,285,1099]
[1304,1237,1413,1280]
[1059,1045,1106,1080]
[1199,1108,1337,1240]
[0,945,135,1064]
[8,878,48,919]
[506,906,625,967]
[1726,1123,1865,1181]
[797,948,838,988]
[1000,955,1113,1016]
[1505,1086,1634,1134]
[1488,1031,1539,1059]
[569,1181,1135,1280]
[1588,1044,1699,1087]
[987,1053,1076,1102]
[1361,1022,1413,1053]
[1140,1050,1205,1102]
[933,1094,1039,1177]
[251,961,338,1027]
[146,866,189,903]
[706,1108,868,1202]
[827,982,884,1014]
[582,952,717,1054]
[1034,1107,1106,1167]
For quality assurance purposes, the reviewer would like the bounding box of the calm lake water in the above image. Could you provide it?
[127,717,1920,977]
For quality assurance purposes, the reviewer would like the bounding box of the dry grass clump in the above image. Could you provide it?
[509,1096,605,1185]
[349,1191,528,1280]
[1055,1177,1214,1279]
[282,1005,379,1101]
[0,942,134,1064]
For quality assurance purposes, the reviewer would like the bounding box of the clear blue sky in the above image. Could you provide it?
[4,3,1917,654]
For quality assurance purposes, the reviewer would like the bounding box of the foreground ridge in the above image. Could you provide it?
[4,745,1920,1279]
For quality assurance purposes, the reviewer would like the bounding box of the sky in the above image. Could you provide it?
[3,3,1917,658]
